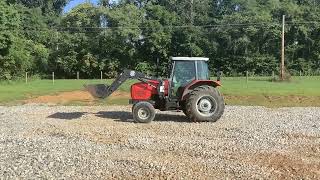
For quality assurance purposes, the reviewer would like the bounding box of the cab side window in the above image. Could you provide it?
[197,61,209,80]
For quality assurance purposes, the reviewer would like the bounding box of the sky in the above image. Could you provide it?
[63,0,99,12]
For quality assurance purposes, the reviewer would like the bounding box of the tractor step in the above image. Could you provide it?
[84,84,110,99]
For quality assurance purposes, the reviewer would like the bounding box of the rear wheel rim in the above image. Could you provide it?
[196,96,217,117]
[137,108,150,120]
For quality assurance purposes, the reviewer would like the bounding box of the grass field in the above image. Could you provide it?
[221,76,320,96]
[220,76,320,107]
[0,76,319,107]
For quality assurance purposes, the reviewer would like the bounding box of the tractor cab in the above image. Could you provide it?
[169,57,210,98]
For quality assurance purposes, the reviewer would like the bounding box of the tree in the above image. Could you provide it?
[1,0,320,80]
[6,0,69,14]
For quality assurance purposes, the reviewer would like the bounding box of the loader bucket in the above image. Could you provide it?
[84,84,110,99]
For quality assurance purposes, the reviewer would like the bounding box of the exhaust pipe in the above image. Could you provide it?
[217,71,221,81]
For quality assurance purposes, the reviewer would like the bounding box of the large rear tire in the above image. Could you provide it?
[132,102,156,123]
[180,101,189,117]
[182,109,189,117]
[186,85,224,122]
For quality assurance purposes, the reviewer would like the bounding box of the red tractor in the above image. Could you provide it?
[85,57,224,123]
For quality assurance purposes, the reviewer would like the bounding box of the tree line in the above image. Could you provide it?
[1,0,320,80]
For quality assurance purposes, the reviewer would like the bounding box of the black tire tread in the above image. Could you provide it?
[186,85,225,122]
[132,102,156,123]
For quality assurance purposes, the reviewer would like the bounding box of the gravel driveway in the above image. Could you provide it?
[0,105,319,179]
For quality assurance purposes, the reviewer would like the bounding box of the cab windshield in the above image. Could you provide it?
[172,61,196,86]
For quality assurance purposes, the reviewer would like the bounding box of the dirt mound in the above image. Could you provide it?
[25,91,130,104]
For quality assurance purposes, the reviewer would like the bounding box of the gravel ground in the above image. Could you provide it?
[0,105,319,179]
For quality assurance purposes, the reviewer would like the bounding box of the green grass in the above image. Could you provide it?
[0,76,319,106]
[219,76,320,96]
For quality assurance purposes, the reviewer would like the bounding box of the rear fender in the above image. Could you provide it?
[181,80,221,101]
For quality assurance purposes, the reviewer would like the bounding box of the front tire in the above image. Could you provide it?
[186,85,224,122]
[132,102,156,123]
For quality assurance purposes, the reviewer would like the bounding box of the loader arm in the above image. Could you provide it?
[85,69,158,99]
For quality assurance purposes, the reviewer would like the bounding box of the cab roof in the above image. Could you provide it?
[171,57,209,61]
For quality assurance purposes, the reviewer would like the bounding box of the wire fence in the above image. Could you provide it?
[19,69,320,85]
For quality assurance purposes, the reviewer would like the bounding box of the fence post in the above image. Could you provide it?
[246,71,248,83]
[308,70,311,78]
[25,72,28,84]
[52,72,55,85]
[77,71,79,80]
[100,71,103,82]
[272,71,275,81]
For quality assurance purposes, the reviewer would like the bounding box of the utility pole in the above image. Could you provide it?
[280,15,285,81]
[56,31,59,51]
[190,0,194,25]
[190,0,194,57]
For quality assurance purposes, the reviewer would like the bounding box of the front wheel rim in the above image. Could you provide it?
[137,108,150,120]
[196,96,217,117]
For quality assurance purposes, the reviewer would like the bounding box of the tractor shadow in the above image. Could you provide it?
[95,111,132,122]
[95,111,190,123]
[47,111,189,123]
[47,112,87,120]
